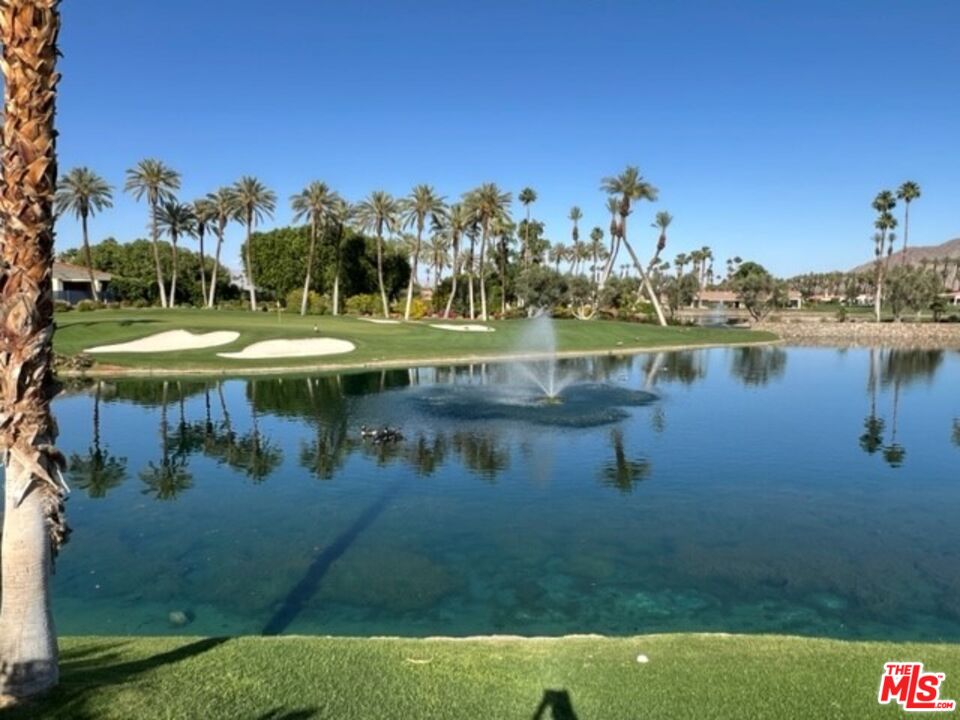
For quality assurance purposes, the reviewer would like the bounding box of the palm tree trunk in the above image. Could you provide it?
[444,238,459,319]
[404,224,422,321]
[901,202,910,265]
[301,220,317,316]
[245,216,257,312]
[0,0,65,700]
[208,224,223,308]
[332,270,341,316]
[150,202,168,308]
[376,232,389,318]
[168,234,179,308]
[80,213,100,302]
[621,228,667,326]
[479,224,488,321]
[197,226,207,306]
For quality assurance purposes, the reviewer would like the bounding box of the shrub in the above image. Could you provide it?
[835,306,847,323]
[54,299,72,313]
[75,299,101,312]
[346,293,382,316]
[285,288,329,315]
[390,297,428,319]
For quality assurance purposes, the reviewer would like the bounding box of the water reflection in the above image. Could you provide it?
[49,348,960,640]
[67,381,127,499]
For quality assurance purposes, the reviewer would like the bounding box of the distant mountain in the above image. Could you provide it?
[851,237,960,274]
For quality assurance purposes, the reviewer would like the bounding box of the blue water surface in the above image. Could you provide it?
[43,347,960,639]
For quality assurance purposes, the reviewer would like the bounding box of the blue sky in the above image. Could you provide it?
[54,1,959,276]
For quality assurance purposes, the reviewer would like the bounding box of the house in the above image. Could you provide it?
[52,262,112,303]
[695,289,803,309]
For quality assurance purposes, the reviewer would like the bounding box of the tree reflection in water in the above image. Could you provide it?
[68,380,127,499]
[599,429,650,494]
[140,381,193,501]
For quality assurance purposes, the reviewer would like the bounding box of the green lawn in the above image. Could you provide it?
[11,634,958,719]
[54,309,776,374]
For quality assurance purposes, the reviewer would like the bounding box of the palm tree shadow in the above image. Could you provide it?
[532,689,579,720]
[7,638,231,719]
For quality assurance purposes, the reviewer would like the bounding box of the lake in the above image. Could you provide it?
[43,347,960,639]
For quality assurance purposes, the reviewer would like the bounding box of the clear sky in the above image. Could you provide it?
[53,0,959,277]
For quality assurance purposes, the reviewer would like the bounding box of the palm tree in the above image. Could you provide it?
[192,198,215,305]
[291,181,339,316]
[896,181,921,264]
[125,159,181,307]
[328,198,353,316]
[205,187,237,308]
[568,206,582,275]
[0,1,67,698]
[464,184,512,321]
[442,203,470,319]
[55,167,113,302]
[600,166,667,325]
[426,222,450,292]
[518,187,537,266]
[589,227,604,284]
[232,176,277,311]
[491,214,515,314]
[599,195,621,288]
[401,185,446,320]
[872,190,898,322]
[356,190,401,318]
[156,200,196,308]
[549,242,567,273]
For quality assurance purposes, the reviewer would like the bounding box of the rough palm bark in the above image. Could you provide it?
[0,0,69,702]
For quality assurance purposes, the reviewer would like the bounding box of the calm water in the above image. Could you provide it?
[33,347,960,639]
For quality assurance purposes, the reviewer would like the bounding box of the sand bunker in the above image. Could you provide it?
[87,330,240,354]
[359,317,401,325]
[217,338,356,360]
[429,324,495,333]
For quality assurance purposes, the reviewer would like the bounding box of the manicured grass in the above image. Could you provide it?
[54,309,776,374]
[11,634,959,718]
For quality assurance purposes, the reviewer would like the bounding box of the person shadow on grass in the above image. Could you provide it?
[532,689,579,720]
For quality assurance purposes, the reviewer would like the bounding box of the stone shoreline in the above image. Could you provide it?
[757,320,960,348]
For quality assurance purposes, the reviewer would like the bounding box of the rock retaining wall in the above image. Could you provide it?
[758,321,960,348]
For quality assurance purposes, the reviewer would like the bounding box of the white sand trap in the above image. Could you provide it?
[429,323,495,333]
[217,338,356,360]
[87,330,240,354]
[358,317,401,325]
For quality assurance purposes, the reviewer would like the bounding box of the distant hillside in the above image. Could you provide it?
[851,237,960,274]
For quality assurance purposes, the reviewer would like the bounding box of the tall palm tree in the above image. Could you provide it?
[232,176,276,311]
[356,190,401,318]
[491,214,515,314]
[872,190,898,322]
[55,167,112,302]
[205,186,237,308]
[568,206,582,274]
[291,181,339,316]
[518,187,537,266]
[896,181,921,264]
[442,203,469,319]
[0,0,67,700]
[401,185,446,320]
[589,227,604,284]
[600,166,667,325]
[156,200,195,308]
[549,242,567,273]
[426,221,450,292]
[464,183,511,321]
[192,197,215,305]
[328,198,353,316]
[125,159,181,308]
[599,195,621,288]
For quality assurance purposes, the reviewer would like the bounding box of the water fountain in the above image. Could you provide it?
[413,315,658,427]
